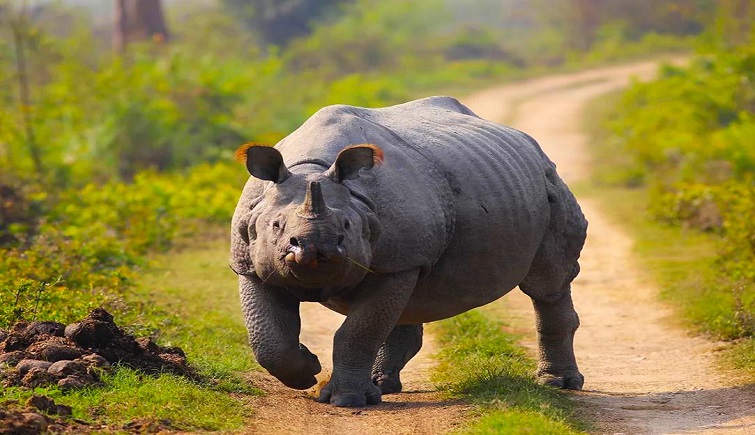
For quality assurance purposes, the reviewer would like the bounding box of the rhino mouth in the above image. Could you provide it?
[284,257,346,287]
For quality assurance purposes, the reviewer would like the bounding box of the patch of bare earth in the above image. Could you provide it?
[462,59,755,434]
[246,305,470,434]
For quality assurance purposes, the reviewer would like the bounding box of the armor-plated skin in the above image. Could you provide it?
[231,96,587,407]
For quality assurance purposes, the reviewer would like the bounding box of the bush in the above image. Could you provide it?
[0,162,248,327]
[608,38,755,339]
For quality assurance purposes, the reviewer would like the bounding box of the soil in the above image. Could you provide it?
[0,309,193,390]
[245,306,471,434]
[0,309,194,434]
[462,59,755,434]
[0,396,178,435]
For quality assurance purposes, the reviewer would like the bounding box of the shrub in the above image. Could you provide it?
[0,162,247,327]
[609,38,754,339]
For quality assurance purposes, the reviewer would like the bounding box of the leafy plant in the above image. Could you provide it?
[605,34,754,340]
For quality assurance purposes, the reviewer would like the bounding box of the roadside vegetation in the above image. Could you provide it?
[0,0,740,430]
[1,233,257,432]
[585,7,754,377]
[431,312,586,434]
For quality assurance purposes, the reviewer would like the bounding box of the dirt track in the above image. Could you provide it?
[464,59,755,434]
[247,60,755,434]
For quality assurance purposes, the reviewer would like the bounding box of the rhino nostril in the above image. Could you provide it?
[290,237,299,247]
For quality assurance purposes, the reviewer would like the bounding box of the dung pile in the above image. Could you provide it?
[0,308,194,390]
[0,396,79,435]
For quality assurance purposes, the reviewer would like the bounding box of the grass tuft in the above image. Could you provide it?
[431,311,586,434]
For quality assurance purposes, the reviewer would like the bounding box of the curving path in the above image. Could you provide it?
[246,59,755,434]
[462,58,755,435]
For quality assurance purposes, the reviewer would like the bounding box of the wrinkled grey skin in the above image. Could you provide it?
[230,96,587,407]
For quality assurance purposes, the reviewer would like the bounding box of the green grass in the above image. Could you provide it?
[1,229,261,431]
[581,93,755,380]
[2,369,250,431]
[431,311,586,434]
[123,231,260,390]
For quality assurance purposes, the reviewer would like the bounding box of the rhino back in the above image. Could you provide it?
[364,97,554,320]
[240,97,562,320]
[284,97,551,285]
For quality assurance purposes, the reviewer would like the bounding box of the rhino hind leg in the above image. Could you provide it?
[371,324,423,394]
[527,288,583,390]
[521,269,584,390]
[519,171,587,390]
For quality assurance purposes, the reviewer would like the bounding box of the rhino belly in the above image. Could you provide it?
[399,125,551,323]
[396,183,551,324]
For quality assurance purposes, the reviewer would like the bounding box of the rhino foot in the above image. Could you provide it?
[537,372,584,390]
[317,379,382,407]
[262,344,321,390]
[372,370,402,394]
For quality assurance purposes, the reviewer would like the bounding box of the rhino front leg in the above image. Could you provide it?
[530,288,583,390]
[319,270,419,407]
[371,324,423,394]
[239,275,321,389]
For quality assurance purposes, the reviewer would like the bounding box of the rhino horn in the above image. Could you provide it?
[296,181,332,219]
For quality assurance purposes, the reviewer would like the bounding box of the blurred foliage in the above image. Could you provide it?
[284,0,448,77]
[0,0,734,328]
[0,162,247,327]
[0,0,718,182]
[0,38,247,181]
[444,0,712,67]
[608,8,754,339]
[220,0,347,47]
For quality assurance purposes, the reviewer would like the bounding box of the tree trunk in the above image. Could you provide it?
[573,0,598,51]
[113,0,170,53]
[9,4,42,175]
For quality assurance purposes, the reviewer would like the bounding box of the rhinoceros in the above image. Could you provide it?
[230,96,587,407]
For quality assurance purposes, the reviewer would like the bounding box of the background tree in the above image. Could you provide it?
[221,0,348,47]
[1,0,42,175]
[114,0,170,53]
[573,0,599,51]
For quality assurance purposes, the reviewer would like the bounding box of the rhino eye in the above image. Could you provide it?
[272,221,281,229]
[344,219,351,230]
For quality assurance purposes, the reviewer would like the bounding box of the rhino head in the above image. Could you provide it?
[235,144,383,292]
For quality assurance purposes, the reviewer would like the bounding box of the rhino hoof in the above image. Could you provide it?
[331,392,368,407]
[563,375,584,390]
[538,373,584,390]
[372,372,402,394]
[318,383,382,407]
[281,374,318,390]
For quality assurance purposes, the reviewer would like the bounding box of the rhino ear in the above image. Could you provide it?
[235,144,290,183]
[327,144,384,183]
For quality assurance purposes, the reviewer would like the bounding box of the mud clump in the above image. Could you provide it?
[1,395,178,434]
[0,396,84,434]
[0,308,195,391]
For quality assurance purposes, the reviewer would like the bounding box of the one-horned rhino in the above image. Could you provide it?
[230,96,587,407]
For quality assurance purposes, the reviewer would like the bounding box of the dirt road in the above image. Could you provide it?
[246,301,470,434]
[463,59,755,434]
[247,60,755,434]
